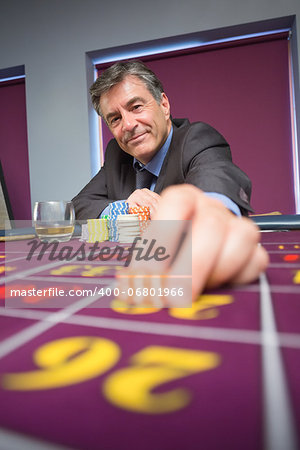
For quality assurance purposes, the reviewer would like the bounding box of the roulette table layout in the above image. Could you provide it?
[0,230,299,450]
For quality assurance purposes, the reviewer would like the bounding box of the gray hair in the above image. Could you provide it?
[90,60,164,117]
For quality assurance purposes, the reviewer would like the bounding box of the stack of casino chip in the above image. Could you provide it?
[81,223,89,241]
[81,203,151,244]
[83,218,109,243]
[129,206,151,233]
[108,201,130,241]
[117,214,141,243]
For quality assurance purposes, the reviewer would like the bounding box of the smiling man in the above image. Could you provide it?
[73,60,253,219]
[72,60,268,298]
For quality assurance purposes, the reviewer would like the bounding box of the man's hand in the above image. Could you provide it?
[151,185,269,300]
[118,184,269,305]
[127,189,161,218]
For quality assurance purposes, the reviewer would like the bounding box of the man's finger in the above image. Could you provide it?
[206,218,265,288]
[229,244,269,285]
[127,189,160,217]
[150,185,230,303]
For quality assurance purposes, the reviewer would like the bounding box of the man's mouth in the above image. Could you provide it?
[127,132,147,144]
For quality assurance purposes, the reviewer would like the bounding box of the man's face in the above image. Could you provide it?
[99,75,172,164]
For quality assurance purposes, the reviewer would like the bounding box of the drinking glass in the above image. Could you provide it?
[33,201,75,242]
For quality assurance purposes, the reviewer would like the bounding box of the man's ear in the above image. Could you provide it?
[160,93,171,119]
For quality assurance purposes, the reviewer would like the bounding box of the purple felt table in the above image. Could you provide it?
[0,231,299,449]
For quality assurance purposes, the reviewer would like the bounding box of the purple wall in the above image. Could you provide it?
[0,79,31,220]
[99,34,295,214]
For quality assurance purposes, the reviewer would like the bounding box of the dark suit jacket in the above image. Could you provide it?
[72,118,253,219]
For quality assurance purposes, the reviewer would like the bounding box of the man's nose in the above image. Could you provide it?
[122,112,136,132]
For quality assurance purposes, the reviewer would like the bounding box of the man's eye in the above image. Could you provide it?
[110,117,120,126]
[132,104,142,111]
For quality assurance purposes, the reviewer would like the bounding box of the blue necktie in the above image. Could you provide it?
[135,168,153,190]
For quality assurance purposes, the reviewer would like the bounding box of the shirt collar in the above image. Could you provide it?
[133,126,173,177]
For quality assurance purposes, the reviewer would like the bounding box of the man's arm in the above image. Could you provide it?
[205,193,241,216]
[72,165,112,220]
[181,122,253,216]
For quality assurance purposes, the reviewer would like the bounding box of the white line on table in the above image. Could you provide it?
[260,272,298,450]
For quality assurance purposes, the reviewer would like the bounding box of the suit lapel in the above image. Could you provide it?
[120,162,136,198]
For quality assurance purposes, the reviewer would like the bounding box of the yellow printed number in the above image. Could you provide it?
[111,298,161,315]
[293,270,300,284]
[2,336,120,390]
[51,265,81,275]
[103,346,220,414]
[81,266,111,277]
[111,295,233,320]
[169,295,233,320]
[0,266,16,274]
